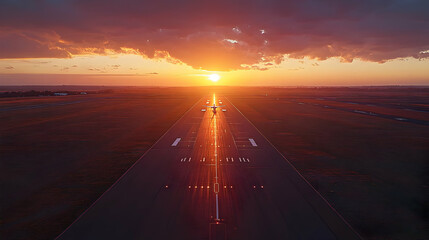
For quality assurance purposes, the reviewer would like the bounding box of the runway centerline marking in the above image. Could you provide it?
[213,94,220,221]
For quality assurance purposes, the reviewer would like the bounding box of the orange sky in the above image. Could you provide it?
[0,54,428,86]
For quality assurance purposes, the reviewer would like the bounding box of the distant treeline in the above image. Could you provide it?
[0,89,113,98]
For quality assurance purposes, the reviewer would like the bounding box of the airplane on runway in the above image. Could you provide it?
[204,103,225,113]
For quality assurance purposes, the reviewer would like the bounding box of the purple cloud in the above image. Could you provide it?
[0,0,428,70]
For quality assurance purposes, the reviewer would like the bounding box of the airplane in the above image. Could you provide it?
[204,103,225,113]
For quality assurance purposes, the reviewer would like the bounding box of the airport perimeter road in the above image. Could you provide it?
[57,94,361,240]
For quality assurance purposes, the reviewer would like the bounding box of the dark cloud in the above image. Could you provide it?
[0,0,428,70]
[0,32,70,59]
[5,66,14,70]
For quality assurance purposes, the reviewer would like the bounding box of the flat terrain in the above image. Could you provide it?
[0,87,204,239]
[57,94,359,240]
[224,87,429,239]
[1,86,428,240]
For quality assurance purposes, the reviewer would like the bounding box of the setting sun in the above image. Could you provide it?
[208,74,220,82]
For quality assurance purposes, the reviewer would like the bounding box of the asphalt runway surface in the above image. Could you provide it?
[57,94,361,240]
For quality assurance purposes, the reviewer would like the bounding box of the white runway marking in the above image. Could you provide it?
[171,138,181,146]
[249,138,258,147]
[354,110,368,114]
[213,102,220,221]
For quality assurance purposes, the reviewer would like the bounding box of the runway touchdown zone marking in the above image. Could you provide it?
[249,138,257,147]
[180,157,192,162]
[171,138,181,146]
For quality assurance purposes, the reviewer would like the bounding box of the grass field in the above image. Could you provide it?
[224,87,429,239]
[0,87,205,239]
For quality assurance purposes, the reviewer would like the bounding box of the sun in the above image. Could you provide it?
[208,74,220,82]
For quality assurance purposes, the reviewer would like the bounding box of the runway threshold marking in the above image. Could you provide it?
[249,138,258,147]
[171,138,181,146]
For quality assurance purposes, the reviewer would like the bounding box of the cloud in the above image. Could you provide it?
[0,32,70,59]
[288,67,304,71]
[5,66,14,70]
[147,72,159,75]
[0,0,428,71]
[19,60,51,64]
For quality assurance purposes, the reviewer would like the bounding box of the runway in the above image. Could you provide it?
[57,94,360,240]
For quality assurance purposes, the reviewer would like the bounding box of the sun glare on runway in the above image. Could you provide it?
[208,74,220,82]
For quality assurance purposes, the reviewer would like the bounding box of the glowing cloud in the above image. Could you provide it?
[0,1,428,71]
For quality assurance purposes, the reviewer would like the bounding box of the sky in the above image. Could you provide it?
[0,0,428,86]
